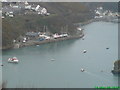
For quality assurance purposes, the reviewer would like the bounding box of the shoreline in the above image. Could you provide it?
[17,34,84,49]
[2,17,117,50]
[2,34,84,50]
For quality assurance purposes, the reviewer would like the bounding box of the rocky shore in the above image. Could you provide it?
[111,60,120,74]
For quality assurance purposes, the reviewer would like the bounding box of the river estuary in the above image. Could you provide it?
[2,21,118,88]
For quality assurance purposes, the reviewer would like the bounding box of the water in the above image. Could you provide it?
[2,21,118,88]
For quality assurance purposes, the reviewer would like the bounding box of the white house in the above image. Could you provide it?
[45,36,51,40]
[53,33,60,39]
[1,0,7,2]
[7,12,14,17]
[12,5,19,8]
[25,5,31,10]
[35,5,40,11]
[25,1,29,5]
[41,8,47,15]
[77,27,82,31]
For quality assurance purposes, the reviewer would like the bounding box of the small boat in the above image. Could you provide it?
[83,50,87,53]
[36,45,39,46]
[106,48,109,49]
[51,59,55,61]
[81,68,85,72]
[8,57,19,63]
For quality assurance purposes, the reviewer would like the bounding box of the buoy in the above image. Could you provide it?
[1,64,3,66]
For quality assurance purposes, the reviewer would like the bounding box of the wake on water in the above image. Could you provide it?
[84,71,113,85]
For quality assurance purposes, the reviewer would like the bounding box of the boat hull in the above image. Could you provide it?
[8,58,19,63]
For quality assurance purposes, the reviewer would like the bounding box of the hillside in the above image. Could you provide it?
[2,2,93,49]
[3,2,118,49]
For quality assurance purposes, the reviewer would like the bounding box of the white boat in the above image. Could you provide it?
[83,50,87,53]
[36,45,40,46]
[51,59,55,61]
[8,57,19,63]
[81,68,85,72]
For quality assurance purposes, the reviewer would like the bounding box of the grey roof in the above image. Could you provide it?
[26,32,39,36]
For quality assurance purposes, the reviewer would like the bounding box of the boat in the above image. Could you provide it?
[51,59,55,61]
[83,50,87,53]
[36,45,40,46]
[81,68,85,72]
[8,57,19,63]
[106,48,109,49]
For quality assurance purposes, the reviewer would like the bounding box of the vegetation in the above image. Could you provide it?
[2,2,118,49]
[2,2,93,49]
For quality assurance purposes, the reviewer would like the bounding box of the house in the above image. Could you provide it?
[6,11,14,17]
[23,37,27,43]
[12,5,19,8]
[25,5,31,10]
[38,8,48,15]
[39,33,51,40]
[1,0,7,2]
[24,1,29,5]
[53,33,60,39]
[1,16,5,19]
[26,32,39,39]
[41,8,47,15]
[46,13,50,16]
[30,5,41,11]
[44,36,51,40]
[35,5,40,11]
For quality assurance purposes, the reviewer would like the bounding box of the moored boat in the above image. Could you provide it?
[51,59,55,61]
[81,68,85,72]
[8,57,19,63]
[83,50,87,53]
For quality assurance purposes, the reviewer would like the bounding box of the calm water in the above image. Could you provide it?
[2,21,118,88]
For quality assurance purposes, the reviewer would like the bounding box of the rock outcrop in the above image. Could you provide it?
[111,60,120,74]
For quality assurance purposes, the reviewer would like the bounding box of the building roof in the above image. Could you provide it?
[26,32,38,36]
